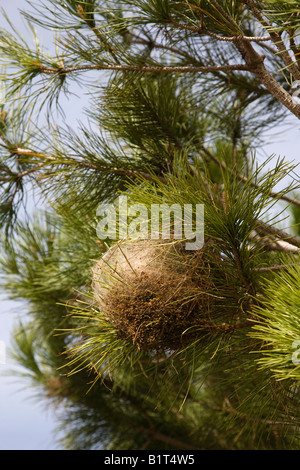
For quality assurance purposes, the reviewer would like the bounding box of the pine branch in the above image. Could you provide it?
[254,263,299,272]
[254,219,300,249]
[16,163,46,179]
[257,237,299,253]
[11,147,166,183]
[198,27,272,43]
[37,63,251,75]
[201,145,300,209]
[234,40,300,118]
[168,16,272,42]
[243,0,300,81]
[206,0,300,118]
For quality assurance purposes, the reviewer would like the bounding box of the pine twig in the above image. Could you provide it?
[198,27,272,43]
[261,239,299,253]
[249,231,299,253]
[254,263,299,272]
[37,63,251,75]
[201,146,300,209]
[11,147,167,183]
[170,18,271,42]
[242,0,300,82]
[254,220,300,249]
[207,0,300,118]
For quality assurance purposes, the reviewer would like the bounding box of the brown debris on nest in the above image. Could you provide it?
[92,239,222,351]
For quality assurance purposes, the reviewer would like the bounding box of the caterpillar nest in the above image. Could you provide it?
[92,239,220,351]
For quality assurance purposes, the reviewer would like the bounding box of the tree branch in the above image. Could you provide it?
[254,219,300,249]
[11,147,167,183]
[38,63,251,75]
[233,38,300,119]
[205,0,300,118]
[170,1,300,118]
[169,18,271,42]
[242,0,300,82]
[198,27,271,43]
[201,146,300,209]
[254,263,299,272]
[258,238,299,253]
[249,226,300,253]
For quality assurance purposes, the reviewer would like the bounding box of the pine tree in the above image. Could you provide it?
[1,0,300,450]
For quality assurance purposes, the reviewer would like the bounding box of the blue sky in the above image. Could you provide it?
[0,0,299,450]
